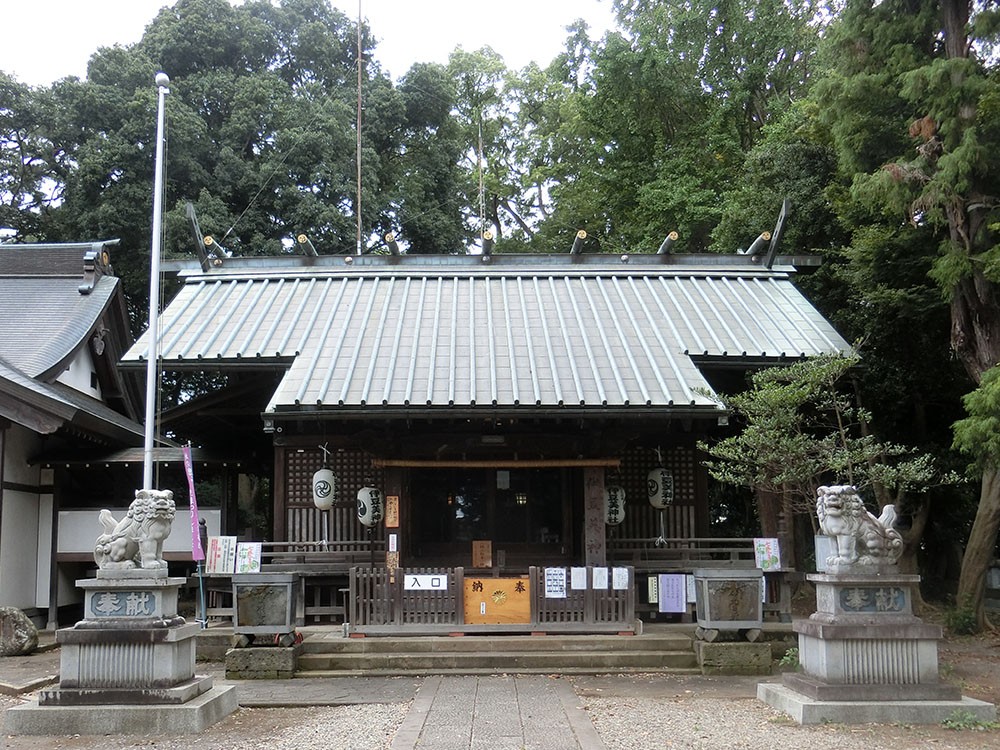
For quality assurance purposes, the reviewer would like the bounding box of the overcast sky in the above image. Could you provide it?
[0,0,617,87]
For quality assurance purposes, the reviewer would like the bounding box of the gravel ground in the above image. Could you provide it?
[0,699,409,750]
[584,694,999,750]
[4,681,999,749]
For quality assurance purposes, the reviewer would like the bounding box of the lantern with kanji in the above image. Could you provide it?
[357,486,384,527]
[604,484,626,525]
[648,467,674,508]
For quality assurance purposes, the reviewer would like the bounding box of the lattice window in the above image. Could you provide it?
[284,448,385,543]
[610,445,699,540]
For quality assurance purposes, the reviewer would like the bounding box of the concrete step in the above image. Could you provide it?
[299,633,693,655]
[297,649,698,673]
[295,631,698,675]
[296,665,703,677]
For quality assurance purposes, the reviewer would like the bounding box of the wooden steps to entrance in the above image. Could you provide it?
[295,632,699,677]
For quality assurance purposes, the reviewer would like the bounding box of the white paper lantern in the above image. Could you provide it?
[312,468,337,510]
[604,485,626,525]
[357,486,384,527]
[647,467,674,508]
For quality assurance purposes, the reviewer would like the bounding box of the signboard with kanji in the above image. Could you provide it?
[385,495,400,528]
[472,539,492,568]
[205,536,238,574]
[463,577,531,625]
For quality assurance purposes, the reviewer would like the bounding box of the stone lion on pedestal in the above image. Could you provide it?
[94,489,176,570]
[816,485,903,568]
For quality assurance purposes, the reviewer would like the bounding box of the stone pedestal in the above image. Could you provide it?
[5,571,236,735]
[693,568,763,642]
[758,571,996,724]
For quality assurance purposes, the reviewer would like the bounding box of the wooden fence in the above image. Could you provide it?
[348,566,635,635]
[197,539,384,624]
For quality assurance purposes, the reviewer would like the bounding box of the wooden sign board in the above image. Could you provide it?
[463,577,530,625]
[472,539,492,568]
[385,495,399,528]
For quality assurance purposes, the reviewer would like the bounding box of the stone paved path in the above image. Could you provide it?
[390,675,605,750]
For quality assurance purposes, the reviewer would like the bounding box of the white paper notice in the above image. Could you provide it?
[611,567,629,590]
[592,567,609,590]
[544,567,567,598]
[570,567,587,590]
[657,574,687,613]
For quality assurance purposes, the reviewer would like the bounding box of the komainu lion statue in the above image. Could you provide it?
[94,489,176,570]
[816,485,903,568]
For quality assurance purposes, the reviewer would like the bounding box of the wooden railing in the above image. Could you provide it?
[348,566,635,635]
[607,537,757,569]
[606,537,796,622]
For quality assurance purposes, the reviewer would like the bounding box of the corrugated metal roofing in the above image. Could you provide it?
[123,262,851,416]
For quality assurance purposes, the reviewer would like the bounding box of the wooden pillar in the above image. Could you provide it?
[583,467,606,566]
[273,444,287,541]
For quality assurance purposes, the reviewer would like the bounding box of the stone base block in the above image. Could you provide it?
[757,682,996,725]
[5,684,237,735]
[694,641,771,676]
[782,672,961,702]
[225,644,301,679]
[39,675,214,706]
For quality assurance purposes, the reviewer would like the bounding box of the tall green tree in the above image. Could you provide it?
[391,62,466,253]
[816,0,1000,627]
[44,0,400,327]
[0,74,60,240]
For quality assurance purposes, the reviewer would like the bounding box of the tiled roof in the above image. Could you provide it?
[0,358,143,441]
[0,272,120,379]
[123,257,851,418]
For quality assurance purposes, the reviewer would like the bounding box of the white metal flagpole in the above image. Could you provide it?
[143,72,170,490]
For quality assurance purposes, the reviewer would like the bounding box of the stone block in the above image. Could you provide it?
[5,684,237,735]
[0,608,38,656]
[225,644,301,679]
[694,641,772,675]
[758,682,996,726]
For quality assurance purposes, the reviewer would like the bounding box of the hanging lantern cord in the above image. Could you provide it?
[319,442,331,468]
[654,509,667,548]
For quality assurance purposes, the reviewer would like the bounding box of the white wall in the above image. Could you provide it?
[55,345,101,399]
[0,425,42,609]
[59,508,223,555]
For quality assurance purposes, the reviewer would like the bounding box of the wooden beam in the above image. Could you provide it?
[372,458,620,469]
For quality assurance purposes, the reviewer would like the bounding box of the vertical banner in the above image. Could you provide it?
[182,444,205,561]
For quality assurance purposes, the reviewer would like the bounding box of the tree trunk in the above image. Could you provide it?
[898,496,930,613]
[956,467,1000,628]
[756,488,782,538]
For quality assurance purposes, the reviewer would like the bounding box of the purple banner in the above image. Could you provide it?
[182,445,205,561]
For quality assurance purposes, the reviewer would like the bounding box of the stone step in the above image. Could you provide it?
[299,633,693,655]
[297,648,698,673]
[297,665,703,678]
